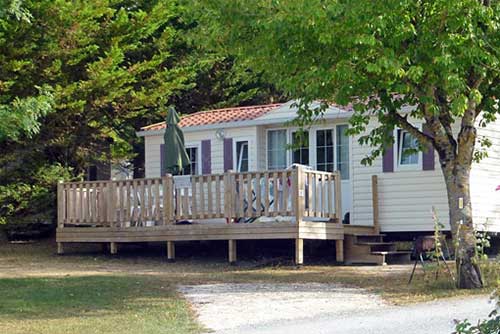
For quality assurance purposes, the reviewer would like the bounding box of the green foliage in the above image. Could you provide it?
[475,220,491,261]
[0,0,279,226]
[454,313,500,334]
[0,164,73,225]
[201,0,500,163]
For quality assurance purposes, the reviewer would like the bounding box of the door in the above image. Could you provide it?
[314,125,352,223]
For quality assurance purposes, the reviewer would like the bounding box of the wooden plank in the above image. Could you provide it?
[182,187,189,219]
[247,173,253,217]
[238,173,244,218]
[175,188,183,220]
[118,181,124,225]
[147,179,153,220]
[84,184,90,224]
[57,182,64,228]
[125,181,131,224]
[198,176,205,219]
[321,175,326,217]
[208,175,213,217]
[215,175,221,216]
[90,183,96,224]
[255,172,261,216]
[282,171,288,215]
[272,172,278,216]
[372,175,380,233]
[307,172,313,217]
[223,171,233,221]
[140,180,146,223]
[77,183,83,223]
[192,176,198,219]
[155,179,161,222]
[163,175,173,225]
[334,172,342,221]
[327,176,333,218]
[132,181,138,223]
[264,173,270,216]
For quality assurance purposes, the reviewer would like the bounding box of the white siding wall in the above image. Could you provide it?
[471,119,500,231]
[142,117,500,233]
[144,126,258,178]
[352,119,449,232]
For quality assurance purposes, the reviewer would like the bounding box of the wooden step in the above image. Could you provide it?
[353,234,385,243]
[356,241,394,246]
[371,251,412,265]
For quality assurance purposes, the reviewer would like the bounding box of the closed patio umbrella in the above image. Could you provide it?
[163,106,190,175]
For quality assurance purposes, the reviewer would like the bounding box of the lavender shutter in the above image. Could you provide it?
[223,138,233,172]
[382,137,394,173]
[422,125,435,171]
[201,140,211,174]
[160,144,165,176]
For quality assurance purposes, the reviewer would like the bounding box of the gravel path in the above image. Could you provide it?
[179,283,492,334]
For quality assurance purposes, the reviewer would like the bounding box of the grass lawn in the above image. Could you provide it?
[0,238,497,334]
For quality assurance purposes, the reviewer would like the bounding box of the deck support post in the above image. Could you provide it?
[110,242,118,255]
[167,241,175,262]
[228,240,237,264]
[295,238,304,265]
[335,239,344,263]
[57,242,64,255]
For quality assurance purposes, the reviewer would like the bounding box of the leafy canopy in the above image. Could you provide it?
[203,0,500,164]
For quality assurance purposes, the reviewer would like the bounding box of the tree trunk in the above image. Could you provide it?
[442,164,483,289]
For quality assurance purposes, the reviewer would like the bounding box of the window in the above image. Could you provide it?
[267,130,287,170]
[292,131,309,165]
[397,129,419,167]
[236,141,249,172]
[316,129,334,172]
[336,125,350,180]
[182,147,198,175]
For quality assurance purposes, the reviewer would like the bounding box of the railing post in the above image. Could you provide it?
[57,181,64,229]
[163,174,173,225]
[372,175,380,234]
[224,170,235,223]
[334,171,342,223]
[107,180,116,227]
[57,180,65,255]
[293,166,304,224]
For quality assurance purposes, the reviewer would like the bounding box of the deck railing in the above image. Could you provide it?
[57,167,342,228]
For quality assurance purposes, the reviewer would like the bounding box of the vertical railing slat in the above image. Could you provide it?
[246,173,253,217]
[282,171,288,215]
[272,172,278,217]
[207,175,213,217]
[264,173,270,216]
[215,175,221,217]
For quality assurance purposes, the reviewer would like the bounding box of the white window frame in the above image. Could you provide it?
[289,129,310,166]
[312,127,336,173]
[393,127,422,171]
[266,128,289,170]
[233,138,252,172]
[335,124,351,180]
[184,142,201,175]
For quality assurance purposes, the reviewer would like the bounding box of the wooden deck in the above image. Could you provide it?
[56,167,372,264]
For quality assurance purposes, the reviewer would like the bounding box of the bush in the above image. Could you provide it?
[0,163,73,237]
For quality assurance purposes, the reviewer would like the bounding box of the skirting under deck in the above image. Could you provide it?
[56,221,344,243]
